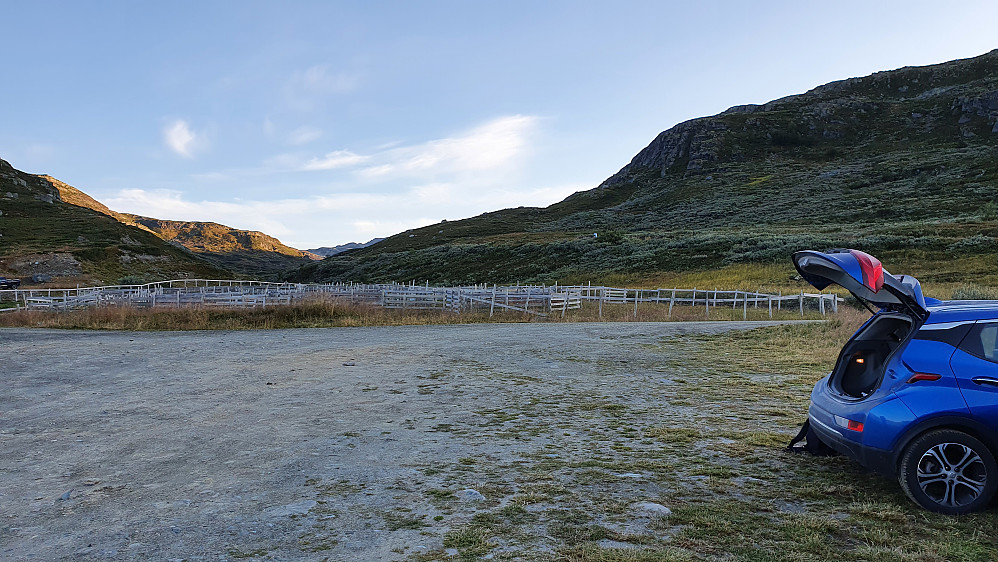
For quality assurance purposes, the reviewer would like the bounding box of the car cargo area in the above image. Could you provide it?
[831,313,914,399]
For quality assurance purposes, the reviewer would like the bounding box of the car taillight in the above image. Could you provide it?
[849,249,884,292]
[907,372,942,383]
[834,415,865,432]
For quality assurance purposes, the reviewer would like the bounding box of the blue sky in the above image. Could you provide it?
[3,1,997,249]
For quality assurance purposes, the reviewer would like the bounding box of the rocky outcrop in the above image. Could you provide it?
[124,216,316,259]
[5,253,83,278]
[603,49,998,186]
[603,118,729,183]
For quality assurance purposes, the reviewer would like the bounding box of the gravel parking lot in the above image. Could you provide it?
[1,321,802,560]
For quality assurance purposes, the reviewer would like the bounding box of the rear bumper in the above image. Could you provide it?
[808,412,895,475]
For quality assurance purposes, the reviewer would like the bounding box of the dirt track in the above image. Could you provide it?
[1,321,799,560]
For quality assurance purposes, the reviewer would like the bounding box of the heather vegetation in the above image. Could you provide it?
[287,50,998,289]
[0,161,313,285]
[0,160,230,284]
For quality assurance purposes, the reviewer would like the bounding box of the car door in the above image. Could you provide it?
[950,320,998,426]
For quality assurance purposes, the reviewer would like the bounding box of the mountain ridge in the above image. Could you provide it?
[123,214,322,277]
[43,175,320,278]
[307,239,384,257]
[287,49,998,287]
[0,158,231,284]
[1,162,321,283]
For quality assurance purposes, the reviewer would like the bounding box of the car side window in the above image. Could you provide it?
[959,323,998,363]
[984,326,998,362]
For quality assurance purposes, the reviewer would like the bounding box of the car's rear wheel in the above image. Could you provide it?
[898,429,997,514]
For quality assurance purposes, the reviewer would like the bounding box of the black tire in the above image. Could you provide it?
[898,429,997,514]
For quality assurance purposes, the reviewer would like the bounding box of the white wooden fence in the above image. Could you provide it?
[0,279,842,319]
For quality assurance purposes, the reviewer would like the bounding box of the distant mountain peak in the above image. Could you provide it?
[307,239,384,257]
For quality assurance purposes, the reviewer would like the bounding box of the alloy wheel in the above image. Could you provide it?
[915,442,987,508]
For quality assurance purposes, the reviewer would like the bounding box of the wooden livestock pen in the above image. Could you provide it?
[0,280,841,319]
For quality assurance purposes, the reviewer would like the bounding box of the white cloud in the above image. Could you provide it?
[117,114,575,249]
[101,180,584,250]
[286,115,538,178]
[355,115,537,179]
[301,150,370,171]
[163,120,200,158]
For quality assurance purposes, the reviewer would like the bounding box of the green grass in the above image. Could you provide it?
[418,318,998,560]
[286,51,998,287]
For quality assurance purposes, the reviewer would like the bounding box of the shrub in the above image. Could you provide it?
[117,275,145,285]
[946,235,996,253]
[951,284,998,300]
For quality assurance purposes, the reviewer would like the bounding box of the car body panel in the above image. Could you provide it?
[794,249,998,490]
[951,346,998,427]
[809,386,915,475]
[924,304,998,324]
[793,249,927,318]
[893,340,970,418]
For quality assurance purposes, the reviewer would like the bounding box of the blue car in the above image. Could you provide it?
[794,249,998,514]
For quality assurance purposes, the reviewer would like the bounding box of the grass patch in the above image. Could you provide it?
[382,511,428,531]
[0,298,534,330]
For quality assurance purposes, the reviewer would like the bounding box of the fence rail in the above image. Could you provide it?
[0,280,842,318]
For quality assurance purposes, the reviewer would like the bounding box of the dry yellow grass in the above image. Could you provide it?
[0,295,837,331]
[0,299,533,331]
[685,306,870,380]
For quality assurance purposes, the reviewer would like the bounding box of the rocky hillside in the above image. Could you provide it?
[0,159,230,285]
[288,49,998,286]
[124,215,320,277]
[36,175,320,279]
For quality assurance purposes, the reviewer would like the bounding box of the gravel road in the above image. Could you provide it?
[1,321,802,560]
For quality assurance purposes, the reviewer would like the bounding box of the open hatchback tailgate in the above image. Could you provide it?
[793,249,928,321]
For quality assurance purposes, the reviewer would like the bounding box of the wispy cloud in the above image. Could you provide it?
[301,150,370,171]
[286,114,538,177]
[122,114,565,247]
[163,120,201,158]
[356,115,537,179]
[102,179,584,249]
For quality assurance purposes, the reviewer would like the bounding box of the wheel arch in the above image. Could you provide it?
[891,415,998,471]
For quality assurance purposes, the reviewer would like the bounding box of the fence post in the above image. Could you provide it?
[490,286,497,317]
[819,291,826,315]
[669,289,675,317]
[743,292,748,320]
[598,288,603,319]
[633,289,639,318]
[705,290,709,318]
[799,290,804,317]
[768,296,773,318]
